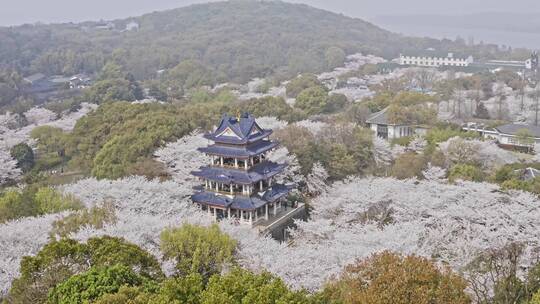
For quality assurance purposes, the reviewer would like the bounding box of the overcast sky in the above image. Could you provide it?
[2,0,540,26]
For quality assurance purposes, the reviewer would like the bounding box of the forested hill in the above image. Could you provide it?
[0,1,518,84]
[0,1,439,83]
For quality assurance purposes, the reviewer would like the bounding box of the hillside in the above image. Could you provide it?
[0,1,447,83]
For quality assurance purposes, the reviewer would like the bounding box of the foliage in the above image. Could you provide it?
[50,202,117,239]
[385,92,438,125]
[160,224,237,279]
[9,143,34,173]
[448,164,485,182]
[243,96,305,122]
[47,264,158,304]
[0,187,81,223]
[201,268,311,304]
[275,123,373,179]
[7,236,163,304]
[320,251,470,304]
[391,152,426,179]
[286,74,325,98]
[34,187,83,214]
[295,86,331,115]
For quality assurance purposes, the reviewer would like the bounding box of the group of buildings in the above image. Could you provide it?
[397,49,539,73]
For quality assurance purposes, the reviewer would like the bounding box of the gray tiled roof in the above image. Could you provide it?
[366,108,390,125]
[204,113,272,144]
[495,124,540,138]
[191,184,290,210]
[198,140,278,158]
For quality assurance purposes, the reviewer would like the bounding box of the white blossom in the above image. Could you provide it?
[23,107,56,125]
[154,132,210,183]
[0,149,21,185]
[306,162,329,196]
[439,137,520,169]
[254,117,288,131]
[422,164,447,182]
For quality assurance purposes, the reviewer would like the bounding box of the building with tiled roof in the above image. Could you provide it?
[191,113,294,225]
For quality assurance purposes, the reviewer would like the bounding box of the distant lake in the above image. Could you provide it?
[377,22,540,50]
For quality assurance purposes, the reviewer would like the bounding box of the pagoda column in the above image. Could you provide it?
[249,211,253,225]
[255,210,258,223]
[228,208,231,219]
[260,180,263,191]
[207,206,211,216]
[213,208,217,220]
[234,158,238,168]
[230,184,233,195]
[220,157,224,166]
[265,204,269,220]
[244,161,248,170]
[273,203,277,216]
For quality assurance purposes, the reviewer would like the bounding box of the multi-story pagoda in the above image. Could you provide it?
[191,113,292,226]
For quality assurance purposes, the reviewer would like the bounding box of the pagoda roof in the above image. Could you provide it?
[198,140,279,158]
[204,113,272,145]
[191,161,286,185]
[191,184,291,210]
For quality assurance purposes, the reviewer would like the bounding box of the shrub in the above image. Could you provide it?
[160,224,237,279]
[391,152,426,179]
[320,251,470,304]
[448,164,485,182]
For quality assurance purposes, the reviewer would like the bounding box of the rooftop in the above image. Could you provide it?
[204,113,272,145]
[366,107,392,125]
[198,140,278,159]
[401,49,471,59]
[192,184,291,210]
[495,124,540,138]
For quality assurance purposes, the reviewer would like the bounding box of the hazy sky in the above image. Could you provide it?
[2,0,540,26]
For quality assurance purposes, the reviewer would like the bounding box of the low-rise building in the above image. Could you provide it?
[398,50,474,67]
[367,107,421,140]
[462,123,540,150]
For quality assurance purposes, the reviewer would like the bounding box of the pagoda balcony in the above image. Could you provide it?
[198,140,278,159]
[192,161,286,185]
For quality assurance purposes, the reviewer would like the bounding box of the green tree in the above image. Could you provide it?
[325,93,348,113]
[0,189,38,223]
[295,86,329,115]
[320,251,470,304]
[448,164,484,182]
[160,224,237,279]
[34,187,83,214]
[285,74,323,98]
[324,46,346,70]
[201,268,311,304]
[326,144,357,180]
[47,265,158,304]
[10,143,35,173]
[391,152,426,179]
[7,236,163,304]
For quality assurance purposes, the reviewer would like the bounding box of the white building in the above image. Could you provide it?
[399,51,474,67]
[366,107,427,140]
[462,123,540,150]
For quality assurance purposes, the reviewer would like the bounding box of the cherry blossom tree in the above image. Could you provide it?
[0,149,21,185]
[306,162,329,196]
